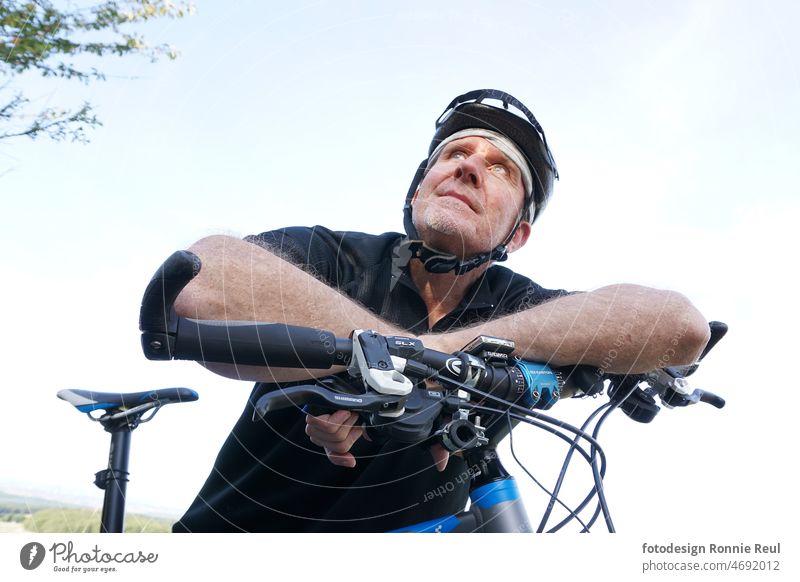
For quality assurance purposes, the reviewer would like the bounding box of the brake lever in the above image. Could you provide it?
[253,384,404,420]
[660,383,726,409]
[647,369,726,410]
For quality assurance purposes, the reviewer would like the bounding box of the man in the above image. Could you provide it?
[171,90,710,532]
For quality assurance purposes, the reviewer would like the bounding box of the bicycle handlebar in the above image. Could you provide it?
[138,250,725,438]
[170,318,349,368]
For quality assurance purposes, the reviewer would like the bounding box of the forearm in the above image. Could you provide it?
[174,235,405,382]
[175,237,709,379]
[423,284,710,374]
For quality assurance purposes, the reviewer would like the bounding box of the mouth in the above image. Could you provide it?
[439,190,478,212]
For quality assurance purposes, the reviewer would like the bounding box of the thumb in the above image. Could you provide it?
[430,443,450,472]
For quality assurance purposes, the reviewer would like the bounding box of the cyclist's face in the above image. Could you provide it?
[411,136,530,258]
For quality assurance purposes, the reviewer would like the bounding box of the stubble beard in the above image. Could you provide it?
[424,208,462,237]
[415,203,473,256]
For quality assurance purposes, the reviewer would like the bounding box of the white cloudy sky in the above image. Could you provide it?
[1,0,798,538]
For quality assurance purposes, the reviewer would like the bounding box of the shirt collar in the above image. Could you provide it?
[392,256,497,313]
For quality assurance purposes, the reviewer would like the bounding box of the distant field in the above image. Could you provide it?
[22,508,172,533]
[0,490,56,513]
[0,491,172,533]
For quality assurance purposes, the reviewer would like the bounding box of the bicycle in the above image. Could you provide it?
[134,249,727,533]
[56,387,198,532]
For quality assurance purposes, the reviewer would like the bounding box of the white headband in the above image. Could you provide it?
[426,128,533,198]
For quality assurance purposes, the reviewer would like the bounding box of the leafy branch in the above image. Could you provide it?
[0,84,99,141]
[0,0,192,142]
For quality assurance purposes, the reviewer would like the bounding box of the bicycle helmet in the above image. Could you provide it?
[401,89,559,275]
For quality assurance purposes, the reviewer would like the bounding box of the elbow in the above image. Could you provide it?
[174,285,211,319]
[663,292,711,366]
[683,318,712,363]
[173,235,239,320]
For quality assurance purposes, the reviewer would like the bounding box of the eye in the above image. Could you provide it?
[449,150,467,160]
[489,163,509,176]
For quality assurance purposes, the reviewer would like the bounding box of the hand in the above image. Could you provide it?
[306,410,452,472]
[430,443,450,472]
[305,410,366,468]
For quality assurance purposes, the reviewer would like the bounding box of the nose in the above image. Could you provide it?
[454,153,482,188]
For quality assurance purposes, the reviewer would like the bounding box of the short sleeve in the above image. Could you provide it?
[244,226,342,283]
[484,264,575,315]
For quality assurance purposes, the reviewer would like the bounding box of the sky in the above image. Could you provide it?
[1,0,798,540]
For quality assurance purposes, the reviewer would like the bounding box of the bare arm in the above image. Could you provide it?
[175,235,709,380]
[422,284,710,374]
[174,235,408,382]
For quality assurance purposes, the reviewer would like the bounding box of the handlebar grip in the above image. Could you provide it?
[139,250,201,334]
[172,319,347,368]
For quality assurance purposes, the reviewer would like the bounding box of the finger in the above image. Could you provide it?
[306,410,359,435]
[331,411,361,440]
[341,424,365,449]
[306,415,361,443]
[430,444,450,472]
[326,449,357,468]
[309,423,364,454]
[361,423,372,442]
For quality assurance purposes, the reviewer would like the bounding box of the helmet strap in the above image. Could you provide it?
[395,239,509,276]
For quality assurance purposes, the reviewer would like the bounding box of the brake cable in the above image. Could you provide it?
[538,400,614,532]
[434,372,615,530]
[545,382,639,533]
[467,399,611,532]
[504,411,591,531]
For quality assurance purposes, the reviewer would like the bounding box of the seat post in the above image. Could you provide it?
[97,428,132,533]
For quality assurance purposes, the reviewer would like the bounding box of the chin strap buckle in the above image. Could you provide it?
[393,240,507,276]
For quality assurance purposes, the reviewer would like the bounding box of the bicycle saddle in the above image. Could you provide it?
[57,387,198,413]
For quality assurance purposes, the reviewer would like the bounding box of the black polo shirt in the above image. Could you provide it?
[173,226,567,532]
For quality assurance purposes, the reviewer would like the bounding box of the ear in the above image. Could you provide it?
[410,187,420,205]
[506,221,531,253]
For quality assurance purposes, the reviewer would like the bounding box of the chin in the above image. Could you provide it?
[421,206,468,235]
[413,207,489,256]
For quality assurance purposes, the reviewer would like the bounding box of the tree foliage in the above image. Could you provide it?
[1,0,192,142]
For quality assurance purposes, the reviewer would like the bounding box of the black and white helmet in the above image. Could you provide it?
[401,89,559,274]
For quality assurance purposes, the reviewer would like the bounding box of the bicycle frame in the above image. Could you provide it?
[391,448,532,533]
